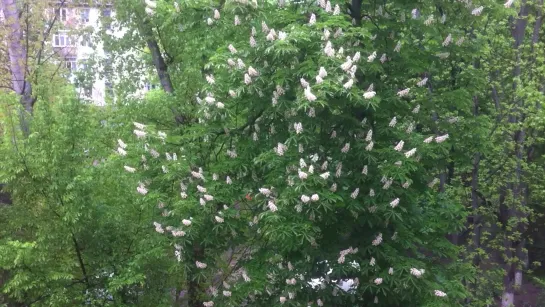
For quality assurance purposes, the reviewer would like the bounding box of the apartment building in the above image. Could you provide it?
[0,1,154,106]
[49,1,154,106]
[48,2,114,106]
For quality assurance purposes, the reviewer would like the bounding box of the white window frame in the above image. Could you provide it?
[59,8,68,21]
[83,85,93,97]
[80,8,90,23]
[53,31,76,47]
[102,9,111,18]
[80,34,92,47]
[144,82,158,91]
[64,57,77,72]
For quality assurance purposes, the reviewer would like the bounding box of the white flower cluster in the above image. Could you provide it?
[424,15,434,26]
[442,34,452,47]
[394,41,402,52]
[397,88,410,97]
[196,261,207,269]
[410,268,425,277]
[389,116,397,127]
[367,51,377,62]
[268,200,277,212]
[286,278,297,285]
[144,0,156,16]
[405,148,417,158]
[365,141,374,151]
[435,134,449,143]
[338,246,358,263]
[274,142,288,156]
[153,221,163,233]
[472,6,484,16]
[372,233,383,246]
[350,188,359,199]
[260,188,272,196]
[226,149,237,158]
[242,270,251,282]
[171,229,185,237]
[137,183,148,195]
[394,140,404,151]
[390,198,400,208]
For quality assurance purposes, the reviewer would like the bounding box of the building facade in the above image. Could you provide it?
[49,2,115,106]
[0,1,155,106]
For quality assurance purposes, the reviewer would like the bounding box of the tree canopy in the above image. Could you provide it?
[1,0,545,307]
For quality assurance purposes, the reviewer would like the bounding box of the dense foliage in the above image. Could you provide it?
[2,0,545,307]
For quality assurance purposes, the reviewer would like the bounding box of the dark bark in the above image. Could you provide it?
[138,18,186,124]
[511,2,529,49]
[34,0,65,79]
[137,17,173,94]
[188,244,204,307]
[424,72,457,243]
[145,38,174,94]
[462,123,482,303]
[531,0,544,47]
[71,234,90,287]
[350,0,362,25]
[502,1,530,305]
[469,56,482,270]
[530,0,543,108]
[0,184,11,205]
[471,153,481,264]
[471,94,482,268]
[0,183,15,305]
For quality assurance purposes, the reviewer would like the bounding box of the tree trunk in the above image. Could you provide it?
[1,0,35,134]
[471,86,482,267]
[136,16,174,94]
[137,18,187,124]
[501,2,530,305]
[188,244,204,307]
[471,152,481,267]
[350,0,362,25]
[145,38,174,94]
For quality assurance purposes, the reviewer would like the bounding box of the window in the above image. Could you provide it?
[80,8,90,23]
[53,32,76,47]
[57,8,68,21]
[53,33,66,46]
[144,83,158,91]
[64,57,77,72]
[78,62,88,71]
[105,82,114,98]
[102,9,112,29]
[81,34,92,47]
[83,85,93,97]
